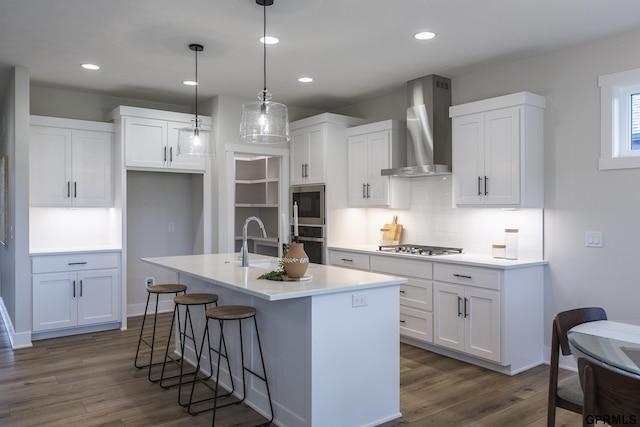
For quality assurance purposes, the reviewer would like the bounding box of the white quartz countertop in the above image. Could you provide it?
[329,244,548,269]
[141,253,407,301]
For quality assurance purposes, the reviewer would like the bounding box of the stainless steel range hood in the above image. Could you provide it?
[382,74,452,177]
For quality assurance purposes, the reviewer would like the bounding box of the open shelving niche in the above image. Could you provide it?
[234,155,280,257]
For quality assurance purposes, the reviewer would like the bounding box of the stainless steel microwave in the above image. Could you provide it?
[291,185,325,225]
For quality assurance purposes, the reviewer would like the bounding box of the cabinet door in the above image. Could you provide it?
[465,287,501,362]
[71,130,113,206]
[452,113,485,205]
[33,273,77,331]
[290,124,324,185]
[124,117,168,168]
[347,135,369,207]
[77,269,119,326]
[433,282,465,352]
[484,107,520,205]
[166,121,206,172]
[30,126,72,206]
[306,124,325,184]
[366,131,391,206]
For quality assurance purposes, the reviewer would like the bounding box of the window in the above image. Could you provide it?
[599,67,640,170]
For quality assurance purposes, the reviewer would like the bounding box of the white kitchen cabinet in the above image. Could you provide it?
[289,113,366,186]
[371,255,434,343]
[450,92,545,208]
[433,281,501,362]
[346,120,410,208]
[32,251,120,334]
[30,117,113,207]
[329,246,545,375]
[110,106,209,173]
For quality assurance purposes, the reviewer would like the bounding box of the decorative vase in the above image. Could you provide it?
[283,243,309,278]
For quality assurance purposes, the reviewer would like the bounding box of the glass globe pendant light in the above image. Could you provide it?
[178,43,212,156]
[239,0,290,144]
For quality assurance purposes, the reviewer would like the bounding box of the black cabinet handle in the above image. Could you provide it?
[170,146,173,162]
[67,181,71,198]
[400,320,406,324]
[484,176,488,195]
[366,183,371,198]
[68,262,88,265]
[341,258,353,263]
[80,280,83,297]
[477,176,481,196]
[164,146,167,162]
[453,273,472,279]
[457,296,462,316]
[399,289,406,294]
[74,181,77,198]
[72,280,76,298]
[464,297,469,318]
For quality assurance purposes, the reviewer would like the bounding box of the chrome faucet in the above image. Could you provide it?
[241,216,267,267]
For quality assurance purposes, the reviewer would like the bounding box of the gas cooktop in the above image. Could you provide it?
[378,244,464,256]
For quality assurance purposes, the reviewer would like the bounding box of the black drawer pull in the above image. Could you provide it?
[68,262,88,265]
[399,290,406,294]
[453,273,472,279]
[400,320,406,324]
[341,258,354,263]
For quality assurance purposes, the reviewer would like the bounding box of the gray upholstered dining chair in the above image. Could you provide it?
[547,307,607,426]
[578,357,640,426]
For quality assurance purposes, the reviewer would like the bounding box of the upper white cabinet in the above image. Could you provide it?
[30,116,114,207]
[289,113,366,185]
[450,92,545,208]
[110,106,210,173]
[346,120,410,208]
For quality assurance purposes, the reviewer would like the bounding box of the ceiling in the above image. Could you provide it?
[3,0,640,111]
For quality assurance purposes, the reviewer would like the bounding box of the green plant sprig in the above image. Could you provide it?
[257,243,289,280]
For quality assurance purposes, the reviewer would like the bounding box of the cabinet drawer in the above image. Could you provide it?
[32,252,120,274]
[400,278,433,311]
[371,255,433,279]
[434,263,500,290]
[329,250,370,271]
[400,307,433,343]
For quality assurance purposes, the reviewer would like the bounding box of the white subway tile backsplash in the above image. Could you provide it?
[360,177,543,259]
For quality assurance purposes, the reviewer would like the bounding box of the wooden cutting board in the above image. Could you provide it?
[381,216,402,244]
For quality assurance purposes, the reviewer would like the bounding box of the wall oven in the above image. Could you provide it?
[291,185,325,226]
[292,225,326,265]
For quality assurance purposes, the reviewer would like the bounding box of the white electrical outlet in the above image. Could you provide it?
[352,294,368,307]
[145,277,155,287]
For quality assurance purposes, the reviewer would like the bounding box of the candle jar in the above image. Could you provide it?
[504,229,519,260]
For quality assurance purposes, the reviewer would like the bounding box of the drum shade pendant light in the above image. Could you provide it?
[239,0,290,144]
[178,43,212,156]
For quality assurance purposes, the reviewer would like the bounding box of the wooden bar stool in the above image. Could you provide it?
[188,305,274,426]
[134,284,187,382]
[159,292,219,407]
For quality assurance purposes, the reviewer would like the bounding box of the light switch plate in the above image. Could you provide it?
[585,231,603,248]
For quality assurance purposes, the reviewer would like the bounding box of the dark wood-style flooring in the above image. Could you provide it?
[0,314,583,426]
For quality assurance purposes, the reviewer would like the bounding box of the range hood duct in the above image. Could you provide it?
[382,74,452,177]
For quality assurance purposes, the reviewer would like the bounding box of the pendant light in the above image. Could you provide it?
[178,43,212,156]
[239,0,290,144]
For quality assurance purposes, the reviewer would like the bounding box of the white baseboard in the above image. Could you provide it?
[0,297,33,349]
[127,300,175,317]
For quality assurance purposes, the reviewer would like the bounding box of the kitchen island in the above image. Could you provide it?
[142,253,407,427]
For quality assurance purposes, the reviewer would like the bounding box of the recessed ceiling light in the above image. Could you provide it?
[414,31,436,40]
[183,80,198,86]
[260,36,279,45]
[81,63,100,70]
[298,77,313,83]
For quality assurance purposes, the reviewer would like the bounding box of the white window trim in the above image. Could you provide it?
[599,67,640,170]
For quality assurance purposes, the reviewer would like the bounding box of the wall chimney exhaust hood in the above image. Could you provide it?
[382,74,452,177]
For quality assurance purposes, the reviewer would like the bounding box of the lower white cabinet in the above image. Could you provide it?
[329,247,544,374]
[433,282,501,362]
[32,252,120,333]
[371,255,434,343]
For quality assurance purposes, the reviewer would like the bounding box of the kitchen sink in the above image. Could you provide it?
[236,258,281,270]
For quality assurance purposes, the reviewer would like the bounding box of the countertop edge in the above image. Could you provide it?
[328,245,548,269]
